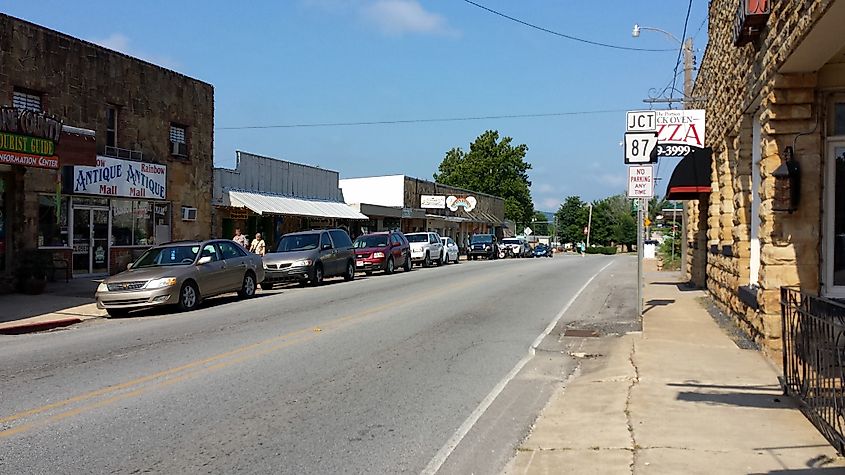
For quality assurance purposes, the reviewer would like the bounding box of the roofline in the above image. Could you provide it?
[219,150,340,175]
[0,13,213,88]
[338,174,504,201]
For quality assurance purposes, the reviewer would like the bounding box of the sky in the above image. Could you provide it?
[5,0,708,211]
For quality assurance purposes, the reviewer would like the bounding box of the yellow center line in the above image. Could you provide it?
[0,272,496,438]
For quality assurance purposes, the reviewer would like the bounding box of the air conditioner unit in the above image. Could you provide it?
[171,141,187,156]
[181,206,197,221]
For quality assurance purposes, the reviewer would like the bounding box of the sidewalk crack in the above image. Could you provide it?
[625,338,640,474]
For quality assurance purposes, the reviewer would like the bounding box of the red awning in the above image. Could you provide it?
[665,147,713,200]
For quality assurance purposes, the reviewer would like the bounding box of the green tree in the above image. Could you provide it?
[554,196,587,245]
[531,211,551,236]
[434,130,534,224]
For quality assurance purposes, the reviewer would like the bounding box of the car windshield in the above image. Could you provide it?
[406,234,429,243]
[277,234,319,252]
[502,239,520,245]
[471,235,493,244]
[355,235,388,248]
[133,245,200,268]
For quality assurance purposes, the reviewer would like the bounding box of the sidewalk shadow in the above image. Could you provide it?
[643,299,675,314]
[670,382,794,410]
[0,278,100,324]
[650,281,701,292]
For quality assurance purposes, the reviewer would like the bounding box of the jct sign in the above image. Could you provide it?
[625,109,706,159]
[71,156,167,199]
[627,165,654,198]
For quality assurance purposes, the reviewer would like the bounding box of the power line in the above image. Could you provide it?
[460,0,675,53]
[691,16,707,42]
[669,0,694,101]
[216,109,630,130]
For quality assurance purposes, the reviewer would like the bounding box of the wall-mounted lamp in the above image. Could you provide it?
[772,146,800,213]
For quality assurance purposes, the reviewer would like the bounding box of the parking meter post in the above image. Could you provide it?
[637,198,644,319]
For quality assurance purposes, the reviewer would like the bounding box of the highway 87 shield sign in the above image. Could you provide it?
[624,132,658,164]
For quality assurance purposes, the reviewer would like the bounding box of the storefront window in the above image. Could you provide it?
[111,200,170,246]
[38,194,69,247]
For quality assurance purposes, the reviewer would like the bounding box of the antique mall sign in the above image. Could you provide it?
[71,156,167,199]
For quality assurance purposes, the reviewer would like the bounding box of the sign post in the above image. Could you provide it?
[636,197,644,319]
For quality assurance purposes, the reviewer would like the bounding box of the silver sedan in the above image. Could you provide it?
[95,239,265,317]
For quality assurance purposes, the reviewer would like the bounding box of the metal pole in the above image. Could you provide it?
[586,203,593,248]
[679,37,694,281]
[637,198,644,319]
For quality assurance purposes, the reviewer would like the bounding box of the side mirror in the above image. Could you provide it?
[126,262,134,270]
[198,256,212,265]
[321,244,333,251]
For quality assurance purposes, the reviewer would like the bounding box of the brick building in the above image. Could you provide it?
[0,14,213,280]
[684,1,845,353]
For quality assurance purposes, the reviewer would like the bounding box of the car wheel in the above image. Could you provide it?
[344,260,355,281]
[105,308,129,318]
[403,254,412,272]
[311,264,324,286]
[238,272,256,298]
[177,281,200,312]
[260,282,274,291]
[385,257,395,274]
[443,253,450,265]
[423,252,431,268]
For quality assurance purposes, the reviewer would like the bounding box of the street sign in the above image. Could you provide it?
[524,226,533,236]
[624,132,658,164]
[626,110,657,132]
[627,165,654,198]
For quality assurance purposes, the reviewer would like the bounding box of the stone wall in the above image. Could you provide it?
[0,14,214,251]
[688,0,837,353]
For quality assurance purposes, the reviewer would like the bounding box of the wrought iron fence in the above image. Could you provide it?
[781,287,845,455]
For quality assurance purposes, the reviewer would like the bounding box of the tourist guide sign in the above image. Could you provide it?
[627,165,654,198]
[0,107,62,169]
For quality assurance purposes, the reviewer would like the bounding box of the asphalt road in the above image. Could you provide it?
[0,254,636,474]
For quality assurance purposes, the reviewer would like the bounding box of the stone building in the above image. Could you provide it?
[684,0,845,354]
[0,14,214,278]
[339,175,505,247]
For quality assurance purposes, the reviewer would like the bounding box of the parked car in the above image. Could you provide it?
[353,231,412,275]
[95,239,265,317]
[468,234,499,260]
[500,238,531,258]
[440,236,460,264]
[405,232,444,267]
[261,229,355,288]
[533,243,554,258]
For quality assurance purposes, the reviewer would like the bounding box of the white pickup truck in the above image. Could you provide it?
[405,232,444,267]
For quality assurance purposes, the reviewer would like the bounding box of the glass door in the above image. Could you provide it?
[72,207,110,275]
[825,141,845,297]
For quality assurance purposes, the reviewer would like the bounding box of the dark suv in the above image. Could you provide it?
[261,229,356,288]
[468,234,499,260]
[353,231,412,275]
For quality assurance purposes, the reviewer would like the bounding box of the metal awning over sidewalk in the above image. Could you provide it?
[228,191,368,220]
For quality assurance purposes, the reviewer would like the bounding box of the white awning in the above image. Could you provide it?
[228,191,369,220]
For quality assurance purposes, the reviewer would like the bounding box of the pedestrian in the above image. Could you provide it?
[578,241,585,256]
[232,227,247,248]
[249,232,266,256]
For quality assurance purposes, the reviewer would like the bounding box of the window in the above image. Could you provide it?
[13,88,41,111]
[112,200,168,246]
[38,195,69,247]
[320,232,332,249]
[329,230,353,248]
[219,241,245,260]
[200,243,220,261]
[106,107,118,148]
[429,234,438,244]
[170,124,187,157]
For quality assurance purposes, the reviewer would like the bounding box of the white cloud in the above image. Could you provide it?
[365,0,457,36]
[595,173,627,187]
[91,33,181,70]
[540,197,562,210]
[535,183,555,194]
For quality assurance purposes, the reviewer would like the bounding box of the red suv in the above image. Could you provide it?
[353,231,412,275]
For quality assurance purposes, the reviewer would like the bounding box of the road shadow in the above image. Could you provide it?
[106,292,274,319]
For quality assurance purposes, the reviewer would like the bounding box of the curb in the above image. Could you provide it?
[0,317,84,335]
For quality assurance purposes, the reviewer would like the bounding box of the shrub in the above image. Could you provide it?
[585,246,617,255]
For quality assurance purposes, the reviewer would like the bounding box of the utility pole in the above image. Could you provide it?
[679,37,694,281]
[586,203,593,248]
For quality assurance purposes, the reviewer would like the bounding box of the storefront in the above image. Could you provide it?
[63,156,170,275]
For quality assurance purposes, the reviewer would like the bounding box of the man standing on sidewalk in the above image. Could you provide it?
[232,228,247,249]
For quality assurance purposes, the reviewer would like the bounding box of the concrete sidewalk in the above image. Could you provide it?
[0,278,105,334]
[505,267,845,474]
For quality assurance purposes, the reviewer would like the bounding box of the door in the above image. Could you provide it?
[319,232,338,275]
[218,240,248,291]
[825,141,845,297]
[195,242,226,295]
[72,207,110,275]
[329,230,353,275]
